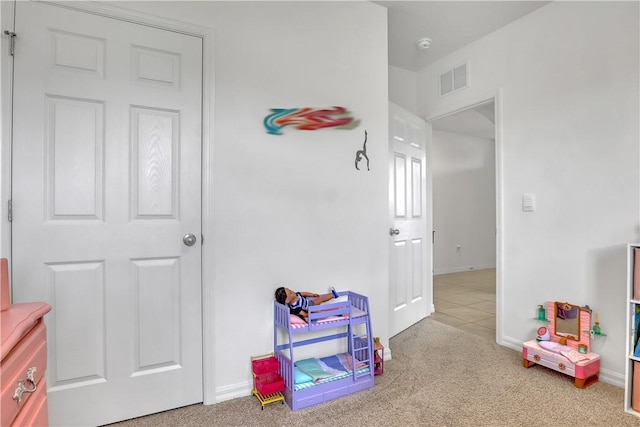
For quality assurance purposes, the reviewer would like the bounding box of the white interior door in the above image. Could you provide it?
[11,2,203,425]
[389,102,432,337]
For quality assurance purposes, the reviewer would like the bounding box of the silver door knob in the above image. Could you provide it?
[183,234,197,246]
[389,228,400,236]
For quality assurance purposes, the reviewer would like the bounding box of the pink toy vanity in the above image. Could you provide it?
[522,301,600,388]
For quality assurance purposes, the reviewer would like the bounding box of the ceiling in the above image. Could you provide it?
[371,1,552,138]
[373,1,551,72]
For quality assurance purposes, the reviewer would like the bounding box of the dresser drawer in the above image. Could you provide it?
[1,322,47,427]
[11,378,48,427]
[526,346,576,376]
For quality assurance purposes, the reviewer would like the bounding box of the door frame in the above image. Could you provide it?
[0,0,218,406]
[1,0,16,260]
[424,90,504,345]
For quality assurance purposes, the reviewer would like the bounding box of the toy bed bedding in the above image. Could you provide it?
[292,353,369,391]
[289,306,367,329]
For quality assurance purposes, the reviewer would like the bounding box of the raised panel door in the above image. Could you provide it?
[389,103,432,337]
[11,2,203,425]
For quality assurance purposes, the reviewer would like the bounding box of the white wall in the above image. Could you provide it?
[418,1,639,385]
[110,1,390,401]
[432,130,496,274]
[389,65,417,115]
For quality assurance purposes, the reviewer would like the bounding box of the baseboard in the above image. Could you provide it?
[383,346,392,361]
[434,264,496,275]
[600,368,624,388]
[214,381,252,404]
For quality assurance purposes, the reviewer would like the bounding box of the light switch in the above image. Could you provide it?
[522,194,536,212]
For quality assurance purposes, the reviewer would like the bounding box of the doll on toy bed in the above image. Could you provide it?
[275,286,339,322]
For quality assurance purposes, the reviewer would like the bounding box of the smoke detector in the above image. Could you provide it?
[416,38,432,50]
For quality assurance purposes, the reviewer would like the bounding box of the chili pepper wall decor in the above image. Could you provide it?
[263,106,360,135]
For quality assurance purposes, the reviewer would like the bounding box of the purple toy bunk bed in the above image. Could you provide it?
[273,291,374,410]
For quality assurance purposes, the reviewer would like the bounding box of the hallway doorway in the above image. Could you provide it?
[429,100,497,341]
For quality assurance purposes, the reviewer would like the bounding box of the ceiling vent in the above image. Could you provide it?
[439,63,468,96]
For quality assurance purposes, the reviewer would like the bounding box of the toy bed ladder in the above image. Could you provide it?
[347,292,374,381]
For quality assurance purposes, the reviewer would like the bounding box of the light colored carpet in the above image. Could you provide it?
[110,318,639,426]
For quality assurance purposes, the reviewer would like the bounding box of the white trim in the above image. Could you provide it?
[433,265,496,276]
[200,23,216,407]
[423,88,497,123]
[1,0,16,261]
[600,368,625,389]
[494,89,505,347]
[37,0,207,37]
[24,0,218,407]
[426,95,493,124]
[215,381,253,403]
[425,89,504,348]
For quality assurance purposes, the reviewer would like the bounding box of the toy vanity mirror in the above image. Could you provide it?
[538,301,594,354]
[554,302,581,341]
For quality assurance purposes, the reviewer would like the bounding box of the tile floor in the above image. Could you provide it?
[432,268,496,342]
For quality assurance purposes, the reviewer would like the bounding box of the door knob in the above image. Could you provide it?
[389,228,400,236]
[183,234,197,246]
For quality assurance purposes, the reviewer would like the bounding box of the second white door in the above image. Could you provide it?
[11,2,204,425]
[389,103,432,337]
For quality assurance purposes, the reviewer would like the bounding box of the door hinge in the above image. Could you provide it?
[7,199,12,222]
[4,31,16,56]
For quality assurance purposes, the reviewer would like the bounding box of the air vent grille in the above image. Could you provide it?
[439,62,468,96]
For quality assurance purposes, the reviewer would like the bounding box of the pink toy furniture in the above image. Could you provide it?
[0,258,51,426]
[523,301,600,388]
[374,342,384,375]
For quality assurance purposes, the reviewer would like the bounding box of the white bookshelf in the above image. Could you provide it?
[625,243,640,417]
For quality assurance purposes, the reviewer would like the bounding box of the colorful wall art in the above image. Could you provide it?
[264,106,360,135]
